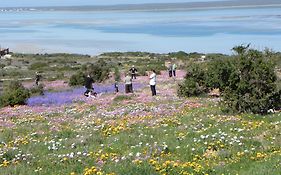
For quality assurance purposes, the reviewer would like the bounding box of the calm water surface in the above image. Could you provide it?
[1,7,281,54]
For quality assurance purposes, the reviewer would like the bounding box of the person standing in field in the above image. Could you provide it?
[124,73,133,93]
[35,72,41,86]
[129,65,137,79]
[149,70,157,96]
[172,63,177,77]
[168,63,173,77]
[114,81,119,93]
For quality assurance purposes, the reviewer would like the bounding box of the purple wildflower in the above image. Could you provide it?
[27,83,144,106]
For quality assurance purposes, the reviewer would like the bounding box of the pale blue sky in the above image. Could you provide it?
[0,0,225,7]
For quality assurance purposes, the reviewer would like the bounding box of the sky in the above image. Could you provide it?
[0,0,226,7]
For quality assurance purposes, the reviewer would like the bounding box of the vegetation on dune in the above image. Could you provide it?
[0,95,280,175]
[0,80,30,107]
[0,47,281,174]
[178,46,281,114]
[69,59,111,86]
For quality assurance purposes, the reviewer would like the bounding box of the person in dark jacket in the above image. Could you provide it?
[129,65,137,79]
[114,81,119,93]
[84,75,96,97]
[35,72,41,86]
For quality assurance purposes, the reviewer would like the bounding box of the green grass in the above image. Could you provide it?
[0,51,281,175]
[113,95,132,103]
[1,101,280,174]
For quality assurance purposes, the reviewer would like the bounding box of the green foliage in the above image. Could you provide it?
[30,84,44,96]
[179,46,281,114]
[69,59,111,86]
[178,64,207,97]
[29,62,49,70]
[86,59,110,83]
[0,81,30,107]
[101,51,151,57]
[223,48,281,114]
[0,63,5,69]
[168,51,188,59]
[69,71,85,86]
[137,68,148,76]
[206,57,235,91]
[232,43,251,55]
[137,62,165,76]
[114,67,121,82]
[113,95,132,102]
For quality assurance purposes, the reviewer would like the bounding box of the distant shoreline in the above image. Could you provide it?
[1,0,281,12]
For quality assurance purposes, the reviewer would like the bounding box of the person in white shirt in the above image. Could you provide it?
[149,70,157,96]
[172,63,177,77]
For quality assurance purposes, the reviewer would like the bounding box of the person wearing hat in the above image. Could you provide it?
[129,65,138,79]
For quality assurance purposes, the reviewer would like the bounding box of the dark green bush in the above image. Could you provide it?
[178,46,281,114]
[30,84,44,96]
[69,59,110,86]
[29,62,49,70]
[114,67,121,82]
[0,81,30,107]
[69,71,85,86]
[206,57,235,91]
[223,48,281,114]
[168,51,188,59]
[178,63,207,97]
[86,59,110,83]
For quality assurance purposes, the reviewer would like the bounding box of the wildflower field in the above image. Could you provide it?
[0,71,280,175]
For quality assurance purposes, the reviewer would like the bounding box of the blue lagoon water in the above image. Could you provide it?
[1,7,281,54]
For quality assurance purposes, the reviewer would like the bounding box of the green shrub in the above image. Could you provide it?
[178,46,281,114]
[137,64,164,76]
[206,57,235,91]
[29,62,48,70]
[69,71,85,86]
[137,68,148,76]
[0,81,30,107]
[223,48,281,114]
[178,64,207,97]
[69,59,111,86]
[114,67,121,82]
[30,84,44,96]
[168,51,188,59]
[85,60,110,83]
[113,95,132,102]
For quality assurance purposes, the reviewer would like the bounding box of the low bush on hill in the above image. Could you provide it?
[29,62,49,70]
[30,84,44,96]
[178,45,281,114]
[178,63,207,97]
[69,59,110,86]
[0,81,30,107]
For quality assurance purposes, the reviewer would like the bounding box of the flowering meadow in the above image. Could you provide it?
[0,71,281,175]
[27,83,145,106]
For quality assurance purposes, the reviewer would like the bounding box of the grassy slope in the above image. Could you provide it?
[0,71,280,175]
